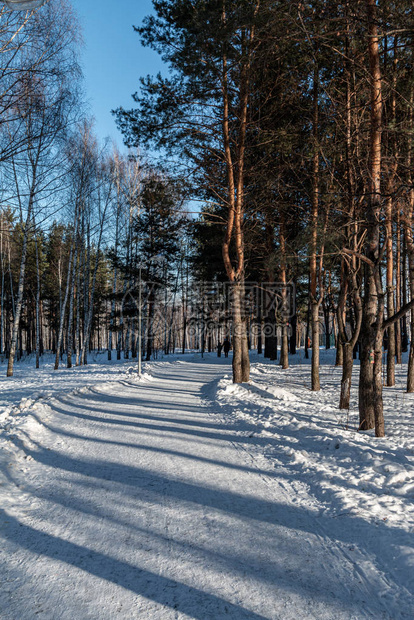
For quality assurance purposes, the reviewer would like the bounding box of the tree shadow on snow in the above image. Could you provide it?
[4,432,413,618]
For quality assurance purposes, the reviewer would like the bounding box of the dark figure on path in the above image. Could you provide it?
[217,342,223,358]
[223,338,231,358]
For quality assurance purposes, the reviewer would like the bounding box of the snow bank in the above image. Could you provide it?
[213,356,414,605]
[216,360,414,531]
[0,353,159,508]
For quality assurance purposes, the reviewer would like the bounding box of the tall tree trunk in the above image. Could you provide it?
[385,192,396,387]
[34,230,41,369]
[385,39,398,387]
[145,283,154,361]
[395,213,402,364]
[340,344,354,410]
[181,274,187,355]
[82,219,91,366]
[304,279,311,359]
[117,277,127,361]
[359,0,384,435]
[75,242,82,366]
[310,61,321,390]
[405,88,414,392]
[7,186,35,377]
[338,263,362,410]
[8,243,15,323]
[402,234,408,352]
[81,191,110,366]
[108,197,120,361]
[108,266,117,362]
[289,280,297,355]
[54,229,77,370]
[336,265,347,368]
[220,3,258,384]
[279,214,289,369]
[67,235,79,369]
[232,281,250,383]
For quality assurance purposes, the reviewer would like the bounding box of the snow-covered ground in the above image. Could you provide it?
[0,350,413,618]
[216,349,414,531]
[0,351,144,418]
[215,350,414,616]
[0,352,142,495]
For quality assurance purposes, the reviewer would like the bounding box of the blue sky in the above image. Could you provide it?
[70,0,165,146]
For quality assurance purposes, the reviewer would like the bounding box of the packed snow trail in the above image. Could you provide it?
[0,358,410,619]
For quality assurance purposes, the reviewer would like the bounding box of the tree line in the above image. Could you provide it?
[0,2,189,375]
[115,0,414,437]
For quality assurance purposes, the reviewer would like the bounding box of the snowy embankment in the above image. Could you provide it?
[0,353,151,503]
[214,350,414,606]
[216,352,414,529]
[0,352,188,507]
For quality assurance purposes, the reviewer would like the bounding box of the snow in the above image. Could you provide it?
[215,352,414,530]
[0,350,413,618]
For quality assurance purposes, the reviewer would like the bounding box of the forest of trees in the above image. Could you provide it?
[2,1,414,438]
[0,2,191,376]
[114,0,414,438]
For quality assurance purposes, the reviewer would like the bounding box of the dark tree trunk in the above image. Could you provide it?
[358,0,385,435]
[340,343,354,409]
[232,281,250,383]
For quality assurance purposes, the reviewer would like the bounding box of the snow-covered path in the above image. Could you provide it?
[0,359,411,619]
